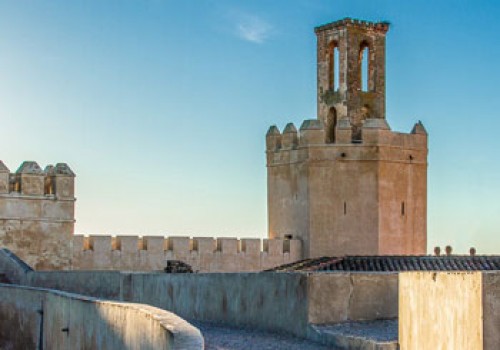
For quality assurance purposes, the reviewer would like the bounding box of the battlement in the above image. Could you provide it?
[0,160,76,270]
[72,235,302,272]
[266,119,428,167]
[315,17,390,33]
[0,161,75,199]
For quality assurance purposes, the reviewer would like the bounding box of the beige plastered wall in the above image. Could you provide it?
[399,272,485,350]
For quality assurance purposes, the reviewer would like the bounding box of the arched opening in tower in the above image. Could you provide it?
[328,41,340,91]
[325,107,337,143]
[359,41,370,92]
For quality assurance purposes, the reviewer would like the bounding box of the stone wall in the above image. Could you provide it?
[0,283,203,350]
[72,235,302,272]
[0,161,75,270]
[21,269,398,338]
[399,271,500,350]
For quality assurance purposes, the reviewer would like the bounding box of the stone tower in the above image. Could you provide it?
[266,18,428,259]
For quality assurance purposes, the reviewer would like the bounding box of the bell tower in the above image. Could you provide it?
[266,18,428,259]
[316,18,389,141]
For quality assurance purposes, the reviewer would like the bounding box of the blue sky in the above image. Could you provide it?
[0,0,499,254]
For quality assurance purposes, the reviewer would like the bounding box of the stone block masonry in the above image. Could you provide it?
[72,235,302,272]
[267,18,428,258]
[0,161,75,270]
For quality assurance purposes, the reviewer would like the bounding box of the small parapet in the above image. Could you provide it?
[315,17,390,34]
[266,118,427,165]
[0,160,75,199]
[72,235,303,272]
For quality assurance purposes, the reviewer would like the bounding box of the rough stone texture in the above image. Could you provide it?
[315,18,389,139]
[0,161,75,270]
[399,272,484,350]
[0,283,203,350]
[267,18,428,259]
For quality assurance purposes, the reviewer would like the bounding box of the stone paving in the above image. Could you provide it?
[193,322,330,350]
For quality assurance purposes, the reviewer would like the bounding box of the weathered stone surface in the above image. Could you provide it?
[267,18,427,259]
[0,162,75,270]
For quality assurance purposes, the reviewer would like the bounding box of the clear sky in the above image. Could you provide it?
[0,0,499,254]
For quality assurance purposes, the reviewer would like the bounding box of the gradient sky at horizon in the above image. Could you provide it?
[0,0,499,254]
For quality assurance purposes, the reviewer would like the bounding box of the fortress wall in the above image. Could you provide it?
[0,161,75,270]
[0,283,203,350]
[72,235,302,272]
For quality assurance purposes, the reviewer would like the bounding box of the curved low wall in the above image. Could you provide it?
[0,283,203,350]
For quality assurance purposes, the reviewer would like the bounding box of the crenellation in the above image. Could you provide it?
[299,120,324,146]
[0,161,76,270]
[69,235,301,272]
[0,162,9,194]
[192,237,216,254]
[264,239,284,256]
[266,125,282,152]
[241,238,261,255]
[142,236,165,253]
[281,123,299,150]
[89,235,112,254]
[216,238,239,254]
[16,161,45,196]
[166,236,191,255]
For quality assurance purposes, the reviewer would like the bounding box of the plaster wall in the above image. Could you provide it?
[22,269,398,338]
[0,283,203,350]
[398,272,496,350]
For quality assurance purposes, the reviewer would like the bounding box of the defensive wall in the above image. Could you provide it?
[72,235,302,272]
[0,283,203,350]
[0,161,304,272]
[0,161,75,270]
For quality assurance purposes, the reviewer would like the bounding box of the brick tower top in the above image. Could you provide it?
[315,18,390,141]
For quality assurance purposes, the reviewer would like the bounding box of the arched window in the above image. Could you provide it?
[359,41,370,92]
[328,42,339,91]
[325,107,337,143]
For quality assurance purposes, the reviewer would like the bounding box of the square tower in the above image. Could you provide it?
[266,18,428,259]
[316,18,389,141]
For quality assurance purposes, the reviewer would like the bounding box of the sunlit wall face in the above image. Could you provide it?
[0,0,499,254]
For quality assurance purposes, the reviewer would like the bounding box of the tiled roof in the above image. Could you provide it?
[267,255,500,272]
